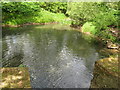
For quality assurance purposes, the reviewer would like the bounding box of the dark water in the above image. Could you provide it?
[2,24,103,88]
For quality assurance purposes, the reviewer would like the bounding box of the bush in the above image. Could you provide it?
[67,2,118,30]
[67,2,119,42]
[82,22,98,35]
[39,2,67,14]
[2,2,67,25]
[93,9,118,30]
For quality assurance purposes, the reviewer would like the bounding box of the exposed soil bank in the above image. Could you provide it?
[0,67,31,88]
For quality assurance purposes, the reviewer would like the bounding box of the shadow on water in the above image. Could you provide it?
[2,24,105,88]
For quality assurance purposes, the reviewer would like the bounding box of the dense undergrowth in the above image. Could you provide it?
[2,2,70,25]
[3,10,68,25]
[67,2,119,43]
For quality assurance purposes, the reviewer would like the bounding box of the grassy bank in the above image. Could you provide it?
[2,10,70,26]
[2,2,71,26]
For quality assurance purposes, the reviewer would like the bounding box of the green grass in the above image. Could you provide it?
[3,9,69,26]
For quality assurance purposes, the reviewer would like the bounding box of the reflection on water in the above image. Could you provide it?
[2,24,100,88]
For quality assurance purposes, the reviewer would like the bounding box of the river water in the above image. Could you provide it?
[2,24,104,88]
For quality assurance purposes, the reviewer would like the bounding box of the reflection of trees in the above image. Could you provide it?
[23,28,66,69]
[2,35,24,67]
[65,31,99,72]
[2,25,99,69]
[2,53,23,67]
[66,32,92,57]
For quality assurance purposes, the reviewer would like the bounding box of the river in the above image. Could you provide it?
[2,24,104,88]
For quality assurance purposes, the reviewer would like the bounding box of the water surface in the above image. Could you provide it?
[2,24,102,88]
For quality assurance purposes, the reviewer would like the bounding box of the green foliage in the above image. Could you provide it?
[2,2,40,25]
[19,64,26,67]
[2,2,40,17]
[93,9,118,30]
[98,31,117,42]
[67,2,99,25]
[2,2,67,25]
[39,2,67,14]
[33,10,66,23]
[82,22,98,35]
[67,2,118,28]
[67,2,119,42]
[2,2,119,43]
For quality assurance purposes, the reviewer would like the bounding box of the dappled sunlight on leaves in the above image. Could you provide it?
[0,67,31,88]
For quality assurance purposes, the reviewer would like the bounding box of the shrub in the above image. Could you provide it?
[99,31,117,42]
[67,2,118,30]
[82,22,98,35]
[2,2,67,25]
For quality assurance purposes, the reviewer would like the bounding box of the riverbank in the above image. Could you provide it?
[70,25,120,49]
[2,22,119,51]
[80,27,119,87]
[90,48,119,88]
[90,56,119,88]
[2,22,59,28]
